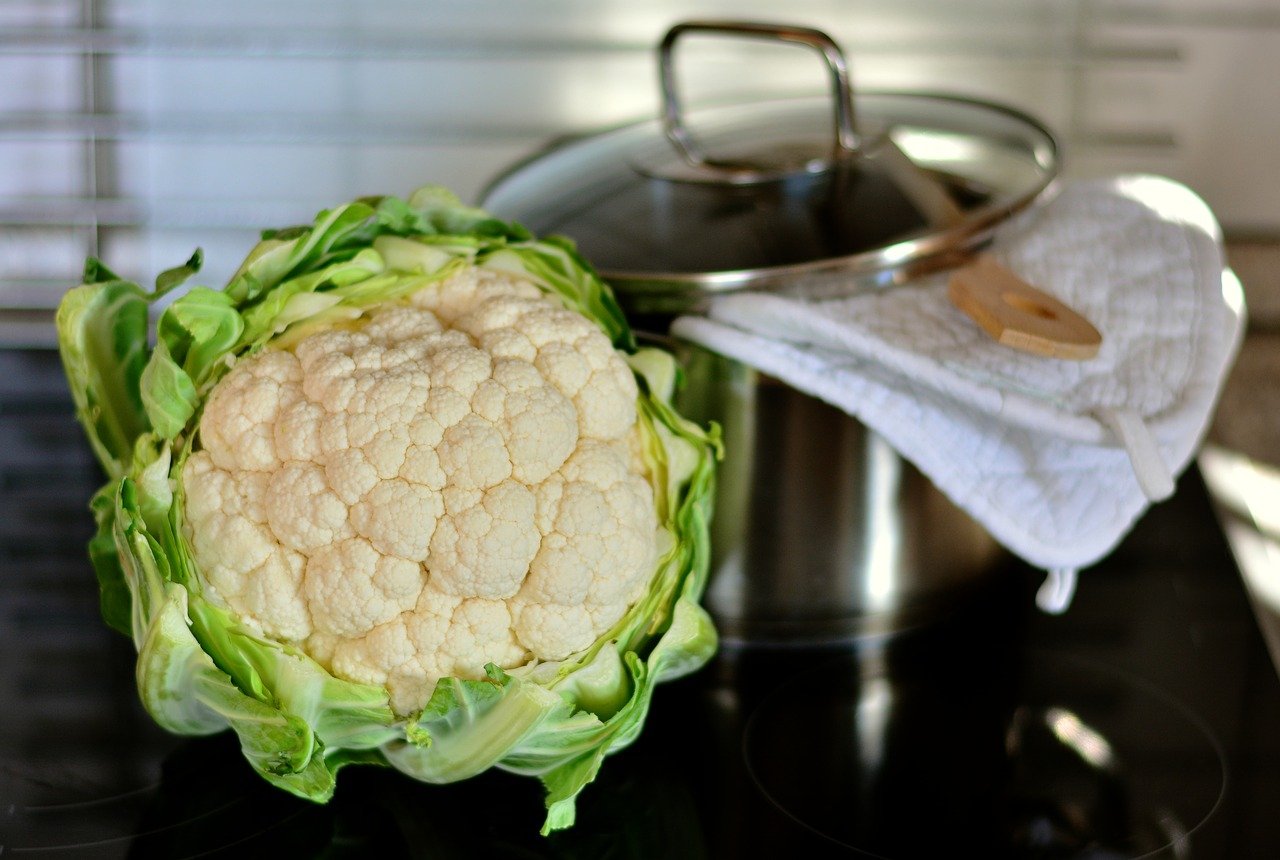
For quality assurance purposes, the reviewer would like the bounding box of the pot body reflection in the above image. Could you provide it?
[673,342,1004,645]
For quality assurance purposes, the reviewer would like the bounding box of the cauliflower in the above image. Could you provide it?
[56,188,718,833]
[182,266,660,715]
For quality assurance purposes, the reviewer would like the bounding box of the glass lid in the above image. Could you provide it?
[480,22,1061,305]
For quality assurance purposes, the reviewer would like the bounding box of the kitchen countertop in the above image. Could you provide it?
[1209,331,1280,466]
[4,333,1280,856]
[1214,240,1280,465]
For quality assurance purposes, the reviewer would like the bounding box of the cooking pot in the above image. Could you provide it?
[482,21,1061,645]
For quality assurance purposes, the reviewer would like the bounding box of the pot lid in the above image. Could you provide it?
[481,21,1061,306]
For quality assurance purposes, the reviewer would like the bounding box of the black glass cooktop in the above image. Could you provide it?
[3,348,1279,859]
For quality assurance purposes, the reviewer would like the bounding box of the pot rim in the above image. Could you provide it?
[480,89,1063,298]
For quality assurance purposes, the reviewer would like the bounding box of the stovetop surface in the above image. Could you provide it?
[2,349,1279,859]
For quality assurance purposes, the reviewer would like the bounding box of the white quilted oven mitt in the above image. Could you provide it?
[672,176,1245,601]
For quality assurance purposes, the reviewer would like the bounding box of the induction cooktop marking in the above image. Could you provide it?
[740,649,1228,858]
[2,805,314,857]
[179,806,315,860]
[20,782,157,813]
[2,781,252,853]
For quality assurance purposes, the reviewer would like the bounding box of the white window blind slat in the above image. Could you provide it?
[1,0,1276,347]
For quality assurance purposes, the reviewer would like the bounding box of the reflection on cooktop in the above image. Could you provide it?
[3,349,1280,858]
[743,651,1224,858]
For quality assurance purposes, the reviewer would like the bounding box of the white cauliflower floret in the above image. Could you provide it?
[427,479,540,599]
[181,266,661,715]
[351,478,442,561]
[265,462,351,554]
[304,537,424,637]
[199,349,302,471]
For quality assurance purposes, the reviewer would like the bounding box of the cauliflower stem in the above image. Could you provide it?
[56,188,719,834]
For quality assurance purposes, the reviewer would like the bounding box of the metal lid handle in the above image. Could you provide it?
[658,20,860,182]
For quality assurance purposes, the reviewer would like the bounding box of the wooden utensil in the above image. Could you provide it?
[948,255,1102,360]
[865,135,1099,360]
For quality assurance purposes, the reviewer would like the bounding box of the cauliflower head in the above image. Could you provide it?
[55,188,718,834]
[184,266,661,715]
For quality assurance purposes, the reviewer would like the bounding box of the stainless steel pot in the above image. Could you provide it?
[482,21,1060,645]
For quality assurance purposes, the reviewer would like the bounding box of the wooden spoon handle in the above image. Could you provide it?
[948,255,1102,360]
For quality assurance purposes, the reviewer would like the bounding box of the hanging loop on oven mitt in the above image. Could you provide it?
[672,176,1245,573]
